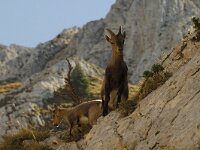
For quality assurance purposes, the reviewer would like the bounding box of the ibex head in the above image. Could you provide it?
[105,26,126,54]
[49,104,63,126]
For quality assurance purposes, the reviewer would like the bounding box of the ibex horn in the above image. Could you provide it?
[106,29,115,37]
[118,26,122,35]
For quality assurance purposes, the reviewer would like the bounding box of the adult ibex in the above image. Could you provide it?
[101,26,128,116]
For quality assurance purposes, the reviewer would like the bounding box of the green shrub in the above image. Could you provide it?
[192,16,200,31]
[0,128,50,150]
[143,70,153,79]
[191,16,200,41]
[151,64,164,74]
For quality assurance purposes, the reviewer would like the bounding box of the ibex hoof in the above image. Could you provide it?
[103,110,108,116]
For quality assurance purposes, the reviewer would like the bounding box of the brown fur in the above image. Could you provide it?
[51,100,102,135]
[101,27,129,116]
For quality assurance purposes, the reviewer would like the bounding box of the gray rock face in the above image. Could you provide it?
[52,0,200,82]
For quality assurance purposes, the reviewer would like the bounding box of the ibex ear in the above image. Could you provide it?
[123,31,126,39]
[105,35,111,43]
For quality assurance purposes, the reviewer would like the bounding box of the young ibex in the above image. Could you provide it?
[101,26,128,116]
[50,100,102,135]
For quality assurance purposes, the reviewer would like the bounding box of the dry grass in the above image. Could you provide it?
[0,128,51,150]
[128,84,140,100]
[88,76,103,99]
[0,82,22,93]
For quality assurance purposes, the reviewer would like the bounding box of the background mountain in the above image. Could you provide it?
[51,0,200,82]
[1,0,200,83]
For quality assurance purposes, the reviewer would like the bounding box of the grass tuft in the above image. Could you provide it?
[0,82,22,93]
[0,128,50,150]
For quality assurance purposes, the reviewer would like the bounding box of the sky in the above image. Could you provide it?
[0,0,115,47]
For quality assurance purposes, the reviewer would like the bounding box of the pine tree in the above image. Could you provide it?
[71,64,89,99]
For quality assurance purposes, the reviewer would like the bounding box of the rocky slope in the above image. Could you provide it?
[45,28,200,150]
